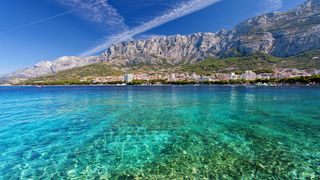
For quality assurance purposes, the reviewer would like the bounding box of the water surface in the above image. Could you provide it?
[0,86,319,179]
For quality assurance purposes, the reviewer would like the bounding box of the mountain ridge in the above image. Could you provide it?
[4,0,320,80]
[100,0,320,63]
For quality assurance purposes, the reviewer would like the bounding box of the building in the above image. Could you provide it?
[198,76,211,82]
[229,73,240,80]
[314,70,320,75]
[134,74,149,81]
[92,76,124,83]
[274,68,311,79]
[215,73,230,81]
[191,73,198,80]
[124,74,134,83]
[242,71,257,81]
[169,73,176,81]
[175,73,189,81]
[257,73,272,80]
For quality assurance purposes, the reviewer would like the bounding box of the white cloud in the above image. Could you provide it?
[262,0,283,13]
[81,0,222,56]
[56,0,127,32]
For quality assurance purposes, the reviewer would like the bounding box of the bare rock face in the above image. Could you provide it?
[100,0,320,63]
[233,0,320,56]
[271,24,320,56]
[12,61,53,78]
[50,56,100,72]
[236,32,275,55]
[101,32,228,64]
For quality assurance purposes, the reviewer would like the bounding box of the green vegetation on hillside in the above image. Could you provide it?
[181,53,280,75]
[21,50,320,85]
[21,74,320,86]
[181,51,320,75]
[24,63,123,84]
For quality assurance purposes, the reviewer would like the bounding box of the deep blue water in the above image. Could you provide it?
[0,86,319,179]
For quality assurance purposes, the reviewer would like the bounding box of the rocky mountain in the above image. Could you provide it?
[6,56,100,79]
[232,0,320,57]
[4,0,320,81]
[100,32,231,64]
[101,0,320,64]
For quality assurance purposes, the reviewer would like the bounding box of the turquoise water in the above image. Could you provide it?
[0,86,319,179]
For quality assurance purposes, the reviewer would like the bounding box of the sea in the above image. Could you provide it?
[0,86,319,179]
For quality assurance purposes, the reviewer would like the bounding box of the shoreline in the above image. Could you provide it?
[3,83,320,88]
[13,75,319,87]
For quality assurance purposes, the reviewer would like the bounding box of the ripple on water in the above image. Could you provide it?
[0,86,319,179]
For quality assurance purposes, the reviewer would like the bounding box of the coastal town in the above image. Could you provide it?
[77,68,320,84]
[3,67,319,86]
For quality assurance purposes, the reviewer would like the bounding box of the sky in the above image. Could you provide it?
[0,0,306,75]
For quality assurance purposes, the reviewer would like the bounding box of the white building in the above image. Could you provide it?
[124,74,134,83]
[169,73,176,81]
[242,71,257,81]
[191,73,198,80]
[229,73,240,80]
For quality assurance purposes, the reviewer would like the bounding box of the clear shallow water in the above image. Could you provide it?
[0,86,319,179]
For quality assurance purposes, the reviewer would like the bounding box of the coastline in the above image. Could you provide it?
[7,74,318,87]
[11,75,320,87]
[0,84,12,86]
[4,83,320,88]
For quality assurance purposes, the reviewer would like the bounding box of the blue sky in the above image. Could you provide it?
[0,0,305,75]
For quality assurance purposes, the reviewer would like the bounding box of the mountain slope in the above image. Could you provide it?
[233,0,320,57]
[100,0,320,64]
[7,56,100,79]
[22,50,320,84]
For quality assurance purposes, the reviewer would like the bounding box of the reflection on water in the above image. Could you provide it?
[0,86,319,179]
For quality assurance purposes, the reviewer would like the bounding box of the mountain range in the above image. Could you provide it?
[2,0,320,81]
